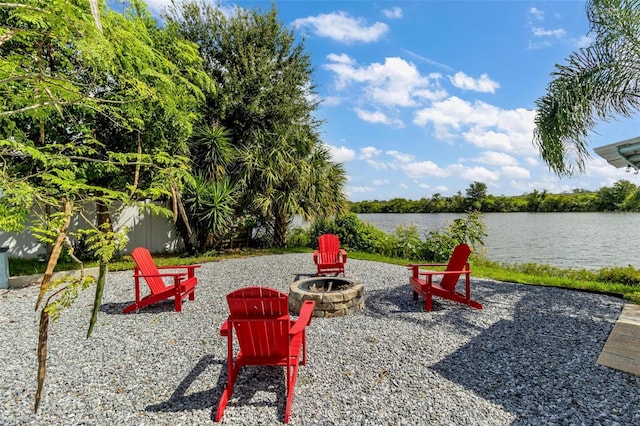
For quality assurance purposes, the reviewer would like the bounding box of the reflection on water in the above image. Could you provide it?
[357,212,640,270]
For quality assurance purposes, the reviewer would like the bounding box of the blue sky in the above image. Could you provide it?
[142,0,639,201]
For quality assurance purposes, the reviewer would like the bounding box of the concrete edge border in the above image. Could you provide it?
[7,267,101,289]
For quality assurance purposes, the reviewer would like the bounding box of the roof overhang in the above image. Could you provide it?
[594,136,640,170]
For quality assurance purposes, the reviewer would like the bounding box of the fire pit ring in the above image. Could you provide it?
[288,277,364,317]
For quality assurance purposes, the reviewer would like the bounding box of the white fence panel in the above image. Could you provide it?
[0,203,183,258]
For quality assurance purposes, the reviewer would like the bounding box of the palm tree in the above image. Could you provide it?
[533,0,640,176]
[240,127,347,247]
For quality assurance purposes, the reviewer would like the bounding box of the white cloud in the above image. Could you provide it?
[366,159,389,169]
[321,96,343,107]
[386,150,415,163]
[460,166,500,182]
[500,165,531,179]
[354,108,404,127]
[532,26,566,38]
[401,49,455,72]
[354,108,389,124]
[324,55,442,107]
[382,7,402,19]
[449,72,500,93]
[574,34,594,48]
[529,7,544,21]
[326,53,356,65]
[402,160,450,178]
[359,146,382,159]
[348,186,376,194]
[475,151,519,166]
[293,12,388,43]
[325,144,356,162]
[525,157,539,167]
[463,129,513,151]
[373,179,389,186]
[413,96,537,155]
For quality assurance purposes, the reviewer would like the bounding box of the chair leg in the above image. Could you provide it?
[425,292,433,312]
[215,387,230,422]
[215,360,240,422]
[174,296,182,312]
[412,290,418,301]
[284,362,300,423]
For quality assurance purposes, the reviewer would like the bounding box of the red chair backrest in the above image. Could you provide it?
[132,247,166,295]
[440,244,472,291]
[226,287,291,358]
[317,234,341,264]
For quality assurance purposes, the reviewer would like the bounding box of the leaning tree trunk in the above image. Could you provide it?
[87,200,113,337]
[273,211,290,248]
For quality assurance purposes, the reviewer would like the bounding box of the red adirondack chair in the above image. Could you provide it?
[407,243,482,312]
[313,233,348,276]
[122,247,201,314]
[216,286,315,423]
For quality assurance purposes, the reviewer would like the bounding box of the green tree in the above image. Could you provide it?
[534,0,640,175]
[596,179,637,210]
[240,127,347,247]
[0,0,206,411]
[464,181,487,211]
[525,189,547,211]
[167,1,347,246]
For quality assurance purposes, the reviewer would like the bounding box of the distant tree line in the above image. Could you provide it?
[349,180,640,213]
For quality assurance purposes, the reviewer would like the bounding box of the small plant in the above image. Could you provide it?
[423,211,486,262]
[597,265,640,287]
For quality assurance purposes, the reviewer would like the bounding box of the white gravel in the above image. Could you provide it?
[0,253,638,425]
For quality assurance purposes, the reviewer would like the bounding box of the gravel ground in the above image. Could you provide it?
[1,253,638,425]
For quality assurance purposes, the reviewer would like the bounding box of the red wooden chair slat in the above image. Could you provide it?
[407,244,483,312]
[216,286,315,423]
[122,247,200,314]
[312,234,348,276]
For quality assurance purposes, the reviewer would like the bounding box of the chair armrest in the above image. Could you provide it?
[290,300,315,336]
[339,249,348,261]
[407,263,448,268]
[133,272,186,279]
[419,269,470,276]
[313,250,319,262]
[220,320,230,336]
[156,264,201,276]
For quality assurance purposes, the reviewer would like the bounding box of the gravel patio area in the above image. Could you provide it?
[1,253,638,425]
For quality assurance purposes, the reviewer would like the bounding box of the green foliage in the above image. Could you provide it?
[375,224,424,260]
[167,2,347,247]
[308,213,386,253]
[43,275,96,323]
[423,211,487,262]
[533,0,640,176]
[295,211,485,263]
[1,0,212,412]
[178,175,238,252]
[597,265,640,287]
[287,227,313,248]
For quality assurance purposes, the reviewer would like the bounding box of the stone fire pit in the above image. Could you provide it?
[288,277,364,317]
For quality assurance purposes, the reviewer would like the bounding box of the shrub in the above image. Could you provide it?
[597,265,640,287]
[375,224,425,260]
[291,211,485,263]
[287,227,312,248]
[309,213,386,252]
[424,211,486,262]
